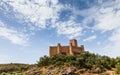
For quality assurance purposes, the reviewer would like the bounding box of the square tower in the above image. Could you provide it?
[70,39,78,47]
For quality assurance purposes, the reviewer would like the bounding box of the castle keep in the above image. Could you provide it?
[49,39,84,57]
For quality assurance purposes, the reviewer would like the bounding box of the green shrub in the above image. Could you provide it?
[0,64,29,73]
[37,51,118,71]
[115,63,120,74]
[37,56,50,67]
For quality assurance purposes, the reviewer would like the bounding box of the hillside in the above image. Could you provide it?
[35,51,120,75]
[0,51,120,75]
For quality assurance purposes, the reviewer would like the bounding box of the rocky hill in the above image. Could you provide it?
[0,51,120,75]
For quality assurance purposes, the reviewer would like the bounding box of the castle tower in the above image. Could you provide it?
[70,39,78,47]
[49,39,84,57]
[69,43,74,55]
[81,45,84,52]
[57,43,61,54]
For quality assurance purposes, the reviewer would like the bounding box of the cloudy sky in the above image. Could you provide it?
[0,0,120,64]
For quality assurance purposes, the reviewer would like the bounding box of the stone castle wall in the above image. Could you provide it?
[49,39,84,57]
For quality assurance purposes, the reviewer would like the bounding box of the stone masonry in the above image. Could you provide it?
[49,39,84,57]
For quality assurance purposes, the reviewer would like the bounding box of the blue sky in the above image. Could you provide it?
[0,0,120,64]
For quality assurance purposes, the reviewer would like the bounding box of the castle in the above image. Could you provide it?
[49,39,84,57]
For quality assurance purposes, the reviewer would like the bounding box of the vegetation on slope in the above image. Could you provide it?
[0,63,30,73]
[0,51,120,75]
[37,51,120,74]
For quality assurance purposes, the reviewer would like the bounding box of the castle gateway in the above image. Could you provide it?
[49,39,84,57]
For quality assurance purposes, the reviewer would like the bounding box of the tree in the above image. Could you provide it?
[37,56,50,67]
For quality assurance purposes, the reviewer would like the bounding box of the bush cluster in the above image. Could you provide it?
[0,63,29,73]
[37,51,120,73]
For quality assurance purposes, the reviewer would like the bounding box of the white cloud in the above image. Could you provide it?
[0,0,83,39]
[1,0,120,57]
[0,0,62,29]
[83,35,96,42]
[67,0,120,57]
[0,21,29,46]
[95,8,120,32]
[102,28,120,57]
[100,41,120,57]
[55,18,82,39]
[91,1,120,57]
[109,28,120,42]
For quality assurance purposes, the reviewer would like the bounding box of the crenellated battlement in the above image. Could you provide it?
[49,39,84,57]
